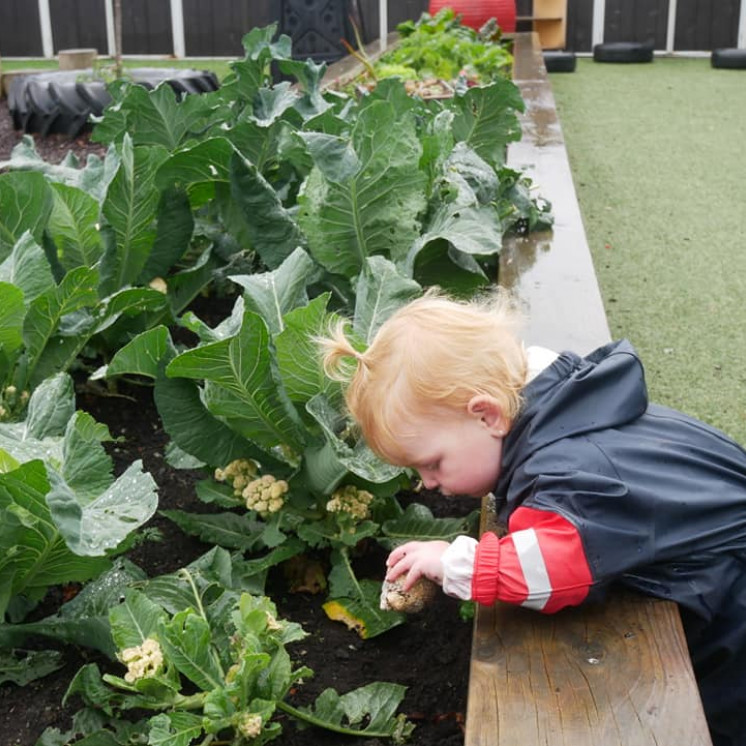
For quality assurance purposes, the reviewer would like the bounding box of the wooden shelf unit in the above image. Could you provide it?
[516,0,567,49]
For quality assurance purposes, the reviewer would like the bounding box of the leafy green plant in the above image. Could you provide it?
[0,372,158,624]
[365,8,513,87]
[29,552,413,745]
[97,249,477,637]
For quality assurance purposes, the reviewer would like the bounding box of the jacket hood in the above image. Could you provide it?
[497,340,648,491]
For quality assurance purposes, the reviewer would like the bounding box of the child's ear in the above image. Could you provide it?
[467,395,509,436]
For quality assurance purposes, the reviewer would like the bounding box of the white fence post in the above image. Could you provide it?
[379,0,387,51]
[591,0,605,47]
[104,0,116,57]
[666,0,677,52]
[739,0,746,48]
[171,0,185,57]
[37,0,54,57]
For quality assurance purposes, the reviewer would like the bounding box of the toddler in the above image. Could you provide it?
[320,290,746,746]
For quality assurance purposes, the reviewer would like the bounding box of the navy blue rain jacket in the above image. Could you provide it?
[491,340,746,745]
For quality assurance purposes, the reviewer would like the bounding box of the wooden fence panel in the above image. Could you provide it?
[183,0,271,56]
[566,0,594,51]
[122,0,172,54]
[51,0,107,54]
[604,0,669,47]
[0,0,42,56]
[675,0,740,50]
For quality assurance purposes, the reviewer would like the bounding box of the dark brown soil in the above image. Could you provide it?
[0,99,475,746]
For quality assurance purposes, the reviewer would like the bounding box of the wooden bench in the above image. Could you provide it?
[464,32,712,746]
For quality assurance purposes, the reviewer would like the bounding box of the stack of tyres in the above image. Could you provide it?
[8,68,220,138]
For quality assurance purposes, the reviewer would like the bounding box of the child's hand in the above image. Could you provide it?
[385,540,450,591]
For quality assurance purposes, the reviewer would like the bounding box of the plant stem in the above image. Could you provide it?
[276,700,394,738]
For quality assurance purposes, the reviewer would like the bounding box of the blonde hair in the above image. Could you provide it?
[318,289,528,465]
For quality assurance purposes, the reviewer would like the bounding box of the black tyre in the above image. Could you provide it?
[7,67,220,138]
[543,51,576,73]
[711,48,746,70]
[593,42,654,63]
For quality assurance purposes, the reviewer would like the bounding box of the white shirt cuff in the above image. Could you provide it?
[441,535,478,600]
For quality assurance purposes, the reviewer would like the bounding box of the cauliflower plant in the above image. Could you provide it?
[243,474,289,517]
[235,712,263,739]
[214,458,259,497]
[326,485,374,521]
[119,637,164,683]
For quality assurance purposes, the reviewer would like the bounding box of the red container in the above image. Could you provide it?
[428,0,517,33]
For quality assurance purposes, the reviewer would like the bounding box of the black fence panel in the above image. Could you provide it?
[122,0,172,54]
[51,0,107,54]
[566,0,594,51]
[604,0,669,47]
[0,0,43,56]
[675,0,739,50]
[184,0,272,56]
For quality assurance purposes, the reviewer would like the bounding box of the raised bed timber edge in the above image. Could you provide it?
[323,31,712,746]
[468,33,711,746]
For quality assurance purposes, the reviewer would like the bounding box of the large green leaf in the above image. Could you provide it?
[0,460,111,619]
[353,257,421,344]
[230,247,315,336]
[291,681,413,738]
[227,151,305,269]
[0,282,25,360]
[22,265,99,387]
[450,78,525,168]
[379,502,479,550]
[47,458,158,557]
[297,100,427,278]
[275,293,335,404]
[0,136,115,199]
[138,185,194,283]
[24,372,76,440]
[99,136,169,294]
[306,394,402,484]
[158,609,224,691]
[0,231,56,305]
[109,83,215,150]
[0,171,53,262]
[0,559,145,655]
[166,310,306,453]
[155,137,233,199]
[154,373,264,469]
[101,326,173,380]
[109,589,167,650]
[48,182,104,271]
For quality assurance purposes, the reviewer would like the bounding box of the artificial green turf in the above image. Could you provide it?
[550,57,746,443]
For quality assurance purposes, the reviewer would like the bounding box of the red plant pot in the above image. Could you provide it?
[428,0,517,33]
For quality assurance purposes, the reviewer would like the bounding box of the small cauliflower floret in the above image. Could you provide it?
[380,575,438,614]
[243,474,289,517]
[119,637,164,683]
[235,712,263,739]
[214,459,259,497]
[148,276,168,294]
[326,485,374,521]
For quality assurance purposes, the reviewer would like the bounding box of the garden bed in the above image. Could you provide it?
[0,362,476,746]
[0,27,544,746]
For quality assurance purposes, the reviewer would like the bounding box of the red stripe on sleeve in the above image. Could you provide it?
[509,506,593,613]
[471,507,593,612]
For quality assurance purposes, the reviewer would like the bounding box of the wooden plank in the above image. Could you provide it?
[464,32,712,746]
[468,589,711,746]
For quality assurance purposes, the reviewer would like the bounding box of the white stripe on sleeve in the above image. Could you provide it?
[512,528,552,611]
